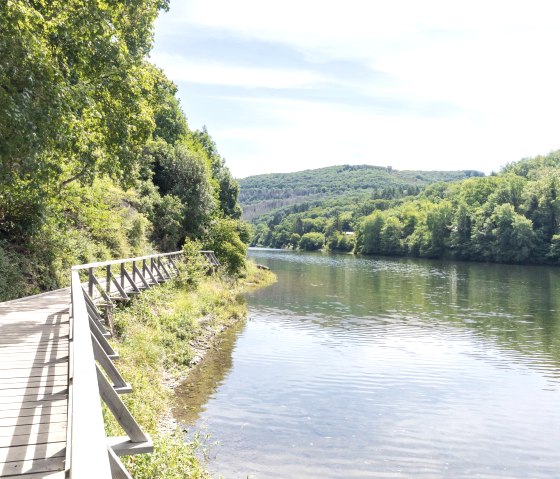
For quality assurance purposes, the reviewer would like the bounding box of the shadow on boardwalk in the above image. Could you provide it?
[0,289,69,478]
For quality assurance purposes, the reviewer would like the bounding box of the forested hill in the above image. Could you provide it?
[250,150,560,265]
[239,165,483,220]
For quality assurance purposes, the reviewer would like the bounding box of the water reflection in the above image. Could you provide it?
[173,321,244,424]
[175,250,560,478]
[246,250,560,381]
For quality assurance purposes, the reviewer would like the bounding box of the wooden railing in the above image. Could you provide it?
[67,250,219,478]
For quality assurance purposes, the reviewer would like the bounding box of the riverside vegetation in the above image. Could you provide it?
[1,1,246,300]
[104,257,276,478]
[1,2,268,476]
[248,151,560,264]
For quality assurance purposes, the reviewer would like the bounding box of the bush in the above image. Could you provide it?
[327,232,355,252]
[180,239,208,287]
[0,243,27,301]
[204,218,248,275]
[299,232,325,251]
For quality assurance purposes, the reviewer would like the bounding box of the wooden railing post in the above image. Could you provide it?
[89,267,94,298]
[106,265,111,295]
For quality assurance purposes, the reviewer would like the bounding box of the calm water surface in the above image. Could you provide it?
[174,250,560,478]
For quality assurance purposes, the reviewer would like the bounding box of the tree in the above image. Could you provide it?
[522,171,560,245]
[215,167,242,219]
[1,0,169,236]
[152,142,216,237]
[491,203,535,263]
[152,74,188,145]
[288,233,301,249]
[299,232,325,251]
[151,195,185,252]
[204,218,247,275]
[425,201,452,257]
[361,212,384,254]
[380,216,403,255]
[190,126,242,219]
[450,203,473,260]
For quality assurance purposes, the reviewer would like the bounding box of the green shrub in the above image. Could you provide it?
[0,243,27,301]
[299,232,325,251]
[204,218,248,275]
[180,239,208,287]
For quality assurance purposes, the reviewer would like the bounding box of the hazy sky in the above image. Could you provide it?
[152,0,560,179]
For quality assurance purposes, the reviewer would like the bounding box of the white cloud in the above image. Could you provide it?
[167,0,560,61]
[154,0,560,177]
[211,96,558,178]
[152,53,325,89]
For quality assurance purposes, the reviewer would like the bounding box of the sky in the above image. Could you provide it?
[151,0,560,179]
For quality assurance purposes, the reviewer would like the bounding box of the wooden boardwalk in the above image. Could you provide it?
[0,250,219,478]
[0,289,70,478]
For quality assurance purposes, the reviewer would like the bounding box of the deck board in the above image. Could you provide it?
[0,290,69,477]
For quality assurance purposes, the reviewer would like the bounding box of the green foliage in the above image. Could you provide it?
[240,164,482,221]
[299,232,325,251]
[490,204,536,263]
[0,1,247,298]
[425,200,453,257]
[381,216,404,255]
[247,150,560,265]
[180,239,208,287]
[150,140,216,237]
[327,232,355,252]
[353,151,560,264]
[246,165,477,251]
[126,433,210,479]
[152,76,189,145]
[152,195,186,252]
[362,212,384,254]
[0,0,170,235]
[0,242,28,301]
[204,218,248,275]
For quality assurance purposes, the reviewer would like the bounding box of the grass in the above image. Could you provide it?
[103,260,276,478]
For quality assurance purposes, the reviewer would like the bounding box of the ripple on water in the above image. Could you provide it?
[175,251,560,478]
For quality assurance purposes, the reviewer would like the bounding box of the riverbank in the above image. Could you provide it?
[103,260,276,478]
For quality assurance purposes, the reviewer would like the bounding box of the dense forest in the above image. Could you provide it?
[240,165,483,220]
[0,1,246,300]
[248,152,560,265]
[248,166,483,251]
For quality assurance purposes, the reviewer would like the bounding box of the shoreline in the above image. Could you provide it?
[159,311,243,433]
[105,261,276,477]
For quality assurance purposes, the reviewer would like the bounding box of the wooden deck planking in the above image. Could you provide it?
[0,457,65,477]
[0,407,67,421]
[14,472,65,479]
[3,378,68,392]
[0,359,68,371]
[0,431,67,449]
[0,289,70,477]
[0,400,67,415]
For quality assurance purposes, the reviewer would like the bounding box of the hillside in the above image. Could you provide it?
[239,165,483,220]
[247,151,560,265]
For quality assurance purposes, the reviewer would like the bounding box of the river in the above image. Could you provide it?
[173,249,560,478]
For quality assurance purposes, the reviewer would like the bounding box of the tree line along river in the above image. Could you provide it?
[174,249,560,478]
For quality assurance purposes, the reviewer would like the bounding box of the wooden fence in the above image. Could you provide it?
[67,250,219,478]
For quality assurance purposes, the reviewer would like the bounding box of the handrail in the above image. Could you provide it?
[71,251,183,271]
[68,249,221,478]
[69,270,112,477]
